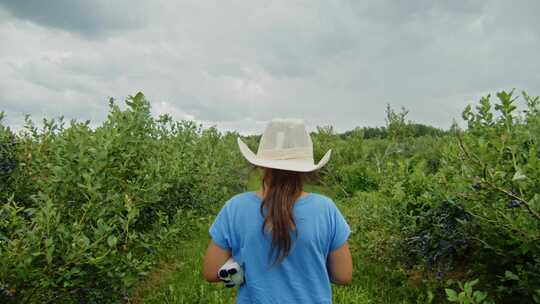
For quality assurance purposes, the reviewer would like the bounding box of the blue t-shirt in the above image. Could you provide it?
[209,191,351,304]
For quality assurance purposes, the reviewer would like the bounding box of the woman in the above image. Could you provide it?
[203,118,352,303]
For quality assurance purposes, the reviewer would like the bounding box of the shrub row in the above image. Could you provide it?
[312,90,540,302]
[0,93,249,303]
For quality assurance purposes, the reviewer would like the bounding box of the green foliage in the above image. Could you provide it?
[386,104,411,140]
[0,112,17,201]
[449,90,540,301]
[0,93,248,303]
[337,162,379,194]
[445,279,494,304]
[403,199,477,274]
[312,90,540,303]
[2,89,539,303]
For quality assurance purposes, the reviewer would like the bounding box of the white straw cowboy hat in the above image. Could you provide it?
[237,118,332,172]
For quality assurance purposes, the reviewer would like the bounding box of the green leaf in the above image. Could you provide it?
[530,194,540,210]
[78,235,90,248]
[512,169,527,181]
[107,235,117,248]
[474,291,487,302]
[427,290,434,303]
[464,281,473,295]
[533,289,540,303]
[46,244,55,265]
[445,289,459,302]
[505,270,519,281]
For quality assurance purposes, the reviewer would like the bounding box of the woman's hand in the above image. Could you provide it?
[202,240,232,282]
[217,257,244,287]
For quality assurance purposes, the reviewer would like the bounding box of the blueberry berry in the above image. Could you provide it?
[507,200,521,209]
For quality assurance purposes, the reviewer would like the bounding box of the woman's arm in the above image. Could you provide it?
[327,241,353,285]
[202,240,232,282]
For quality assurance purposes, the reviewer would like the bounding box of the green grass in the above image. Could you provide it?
[132,169,421,303]
[131,213,237,304]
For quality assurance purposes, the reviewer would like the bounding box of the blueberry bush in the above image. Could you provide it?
[310,90,540,303]
[0,93,249,303]
[1,89,539,303]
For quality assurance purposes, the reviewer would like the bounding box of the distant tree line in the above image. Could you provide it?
[340,123,447,140]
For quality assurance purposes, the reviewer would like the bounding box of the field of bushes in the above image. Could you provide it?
[1,90,539,303]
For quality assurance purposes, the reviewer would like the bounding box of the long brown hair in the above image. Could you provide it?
[259,167,305,266]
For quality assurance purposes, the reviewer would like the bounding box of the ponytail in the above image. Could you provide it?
[259,167,305,266]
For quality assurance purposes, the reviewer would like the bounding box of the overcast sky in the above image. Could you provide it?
[0,1,539,135]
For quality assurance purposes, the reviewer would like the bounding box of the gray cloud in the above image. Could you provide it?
[0,0,146,37]
[0,0,539,135]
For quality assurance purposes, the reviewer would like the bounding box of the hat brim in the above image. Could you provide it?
[237,137,331,172]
